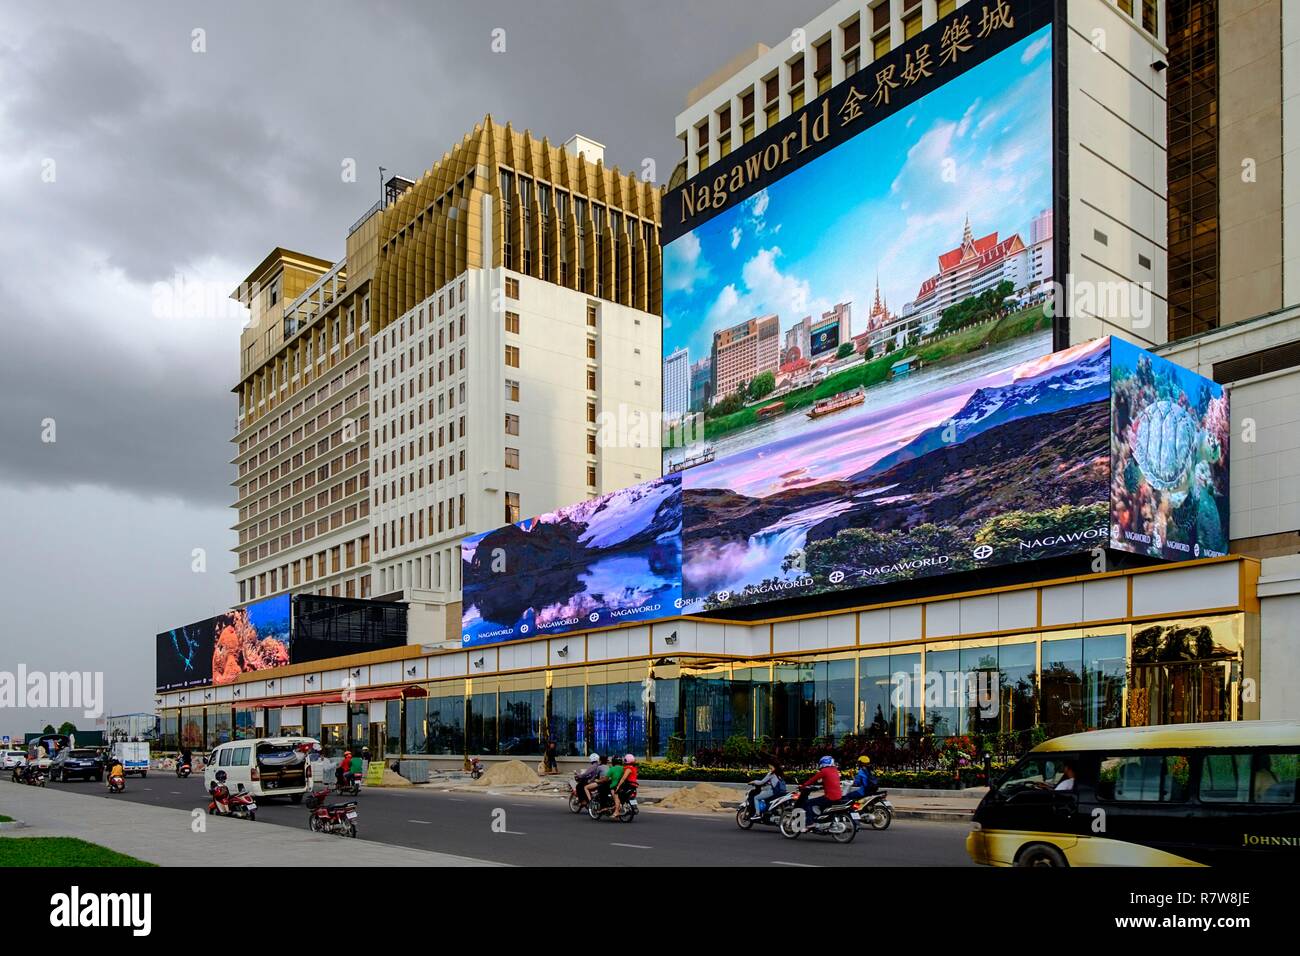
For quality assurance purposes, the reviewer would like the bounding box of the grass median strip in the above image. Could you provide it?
[0,837,155,867]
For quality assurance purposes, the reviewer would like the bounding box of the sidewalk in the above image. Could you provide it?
[0,781,501,867]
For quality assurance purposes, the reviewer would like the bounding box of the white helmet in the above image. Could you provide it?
[588,753,600,764]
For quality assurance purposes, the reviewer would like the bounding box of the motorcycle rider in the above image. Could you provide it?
[612,754,638,819]
[793,756,843,826]
[585,754,609,805]
[335,750,353,789]
[748,761,787,820]
[179,745,193,772]
[845,755,878,802]
[573,753,602,808]
[107,759,126,790]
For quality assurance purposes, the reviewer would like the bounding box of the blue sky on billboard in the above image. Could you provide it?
[663,23,1053,364]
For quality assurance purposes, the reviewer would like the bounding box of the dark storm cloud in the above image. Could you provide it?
[0,0,829,507]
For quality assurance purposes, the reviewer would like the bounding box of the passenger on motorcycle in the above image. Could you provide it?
[845,755,878,802]
[598,755,623,808]
[336,750,353,788]
[612,754,638,819]
[585,754,609,805]
[794,756,843,824]
[574,753,601,807]
[749,761,787,819]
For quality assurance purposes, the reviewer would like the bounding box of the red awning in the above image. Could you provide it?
[352,685,429,702]
[221,684,428,708]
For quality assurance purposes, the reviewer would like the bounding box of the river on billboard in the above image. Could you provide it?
[1109,336,1229,561]
[461,475,683,646]
[662,22,1057,474]
[681,338,1113,611]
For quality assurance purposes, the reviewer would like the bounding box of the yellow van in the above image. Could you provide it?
[967,721,1299,866]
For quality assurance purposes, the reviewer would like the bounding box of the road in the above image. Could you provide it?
[39,775,974,866]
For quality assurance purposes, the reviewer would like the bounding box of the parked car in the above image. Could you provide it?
[1,749,27,770]
[49,748,105,782]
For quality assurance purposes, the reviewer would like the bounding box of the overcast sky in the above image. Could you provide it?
[0,0,832,736]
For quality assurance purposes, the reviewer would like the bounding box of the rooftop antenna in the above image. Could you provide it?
[379,166,387,206]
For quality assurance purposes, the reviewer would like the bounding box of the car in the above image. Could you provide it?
[49,748,105,782]
[0,749,27,770]
[203,736,319,801]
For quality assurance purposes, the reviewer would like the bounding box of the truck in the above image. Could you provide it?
[112,740,150,777]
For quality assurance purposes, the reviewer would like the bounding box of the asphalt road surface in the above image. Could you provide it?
[42,775,975,867]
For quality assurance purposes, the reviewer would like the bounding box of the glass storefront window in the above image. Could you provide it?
[468,682,497,755]
[265,708,281,737]
[1129,616,1242,726]
[499,678,544,756]
[209,707,232,748]
[1084,633,1126,730]
[405,696,428,754]
[924,648,960,737]
[997,640,1037,737]
[588,664,646,757]
[647,664,679,761]
[772,661,816,744]
[305,705,322,743]
[681,663,737,753]
[550,673,587,757]
[348,703,369,752]
[385,700,401,755]
[233,709,257,739]
[1040,636,1083,737]
[427,688,466,755]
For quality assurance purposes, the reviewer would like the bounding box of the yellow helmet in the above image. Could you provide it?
[858,755,871,766]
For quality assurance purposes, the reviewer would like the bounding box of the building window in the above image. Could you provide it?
[739,89,755,142]
[871,1,891,58]
[814,38,832,95]
[586,433,597,455]
[505,379,520,402]
[504,276,519,299]
[587,465,597,487]
[1142,0,1158,35]
[587,401,597,424]
[695,120,710,170]
[586,368,596,391]
[505,311,520,334]
[505,447,520,469]
[505,345,520,368]
[586,338,597,359]
[763,74,780,128]
[788,55,805,111]
[505,413,520,436]
[937,0,957,17]
[505,492,520,524]
[716,105,732,158]
[586,303,597,327]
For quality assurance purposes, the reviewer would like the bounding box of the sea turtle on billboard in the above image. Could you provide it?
[1130,400,1199,492]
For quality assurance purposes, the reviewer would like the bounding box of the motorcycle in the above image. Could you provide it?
[588,784,638,822]
[207,783,257,821]
[107,772,126,793]
[175,761,192,779]
[15,765,46,787]
[735,783,799,830]
[335,771,362,796]
[567,773,596,813]
[854,791,894,830]
[468,757,485,780]
[308,798,358,837]
[779,787,860,843]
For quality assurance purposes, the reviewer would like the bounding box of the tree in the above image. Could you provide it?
[58,722,78,736]
[835,342,854,359]
[43,724,56,735]
[747,371,776,401]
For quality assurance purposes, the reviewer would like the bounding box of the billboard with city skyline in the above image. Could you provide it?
[661,2,1058,473]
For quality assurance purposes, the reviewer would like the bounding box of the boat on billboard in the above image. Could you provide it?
[461,475,683,647]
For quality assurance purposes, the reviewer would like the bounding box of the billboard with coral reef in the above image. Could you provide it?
[211,594,292,685]
[1109,336,1229,561]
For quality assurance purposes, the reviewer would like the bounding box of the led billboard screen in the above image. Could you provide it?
[156,618,216,691]
[461,475,683,646]
[1109,336,1229,561]
[681,338,1112,611]
[661,3,1057,473]
[461,337,1230,643]
[291,595,408,663]
[212,594,292,685]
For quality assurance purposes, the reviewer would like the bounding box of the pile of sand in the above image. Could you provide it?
[655,783,738,812]
[473,759,540,786]
[372,768,413,788]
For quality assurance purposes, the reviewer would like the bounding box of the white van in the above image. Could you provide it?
[203,736,318,801]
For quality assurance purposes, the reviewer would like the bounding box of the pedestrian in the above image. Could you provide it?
[545,736,558,774]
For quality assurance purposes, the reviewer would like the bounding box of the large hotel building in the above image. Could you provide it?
[155,0,1300,766]
[230,119,663,646]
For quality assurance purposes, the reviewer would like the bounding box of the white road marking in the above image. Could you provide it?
[610,842,652,849]
[771,860,819,867]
